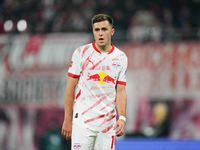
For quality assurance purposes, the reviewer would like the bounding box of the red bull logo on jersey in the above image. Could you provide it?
[87,72,116,84]
[112,62,121,69]
[73,143,81,150]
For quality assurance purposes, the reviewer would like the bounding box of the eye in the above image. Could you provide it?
[94,28,99,31]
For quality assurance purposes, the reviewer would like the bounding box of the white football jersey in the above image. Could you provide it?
[68,42,127,132]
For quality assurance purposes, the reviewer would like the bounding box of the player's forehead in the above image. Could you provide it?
[93,20,112,29]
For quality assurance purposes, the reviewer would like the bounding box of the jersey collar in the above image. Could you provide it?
[92,42,114,54]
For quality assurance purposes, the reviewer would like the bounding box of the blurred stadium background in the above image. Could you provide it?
[0,0,200,150]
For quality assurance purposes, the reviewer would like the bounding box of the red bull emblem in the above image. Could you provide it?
[74,143,81,150]
[112,62,121,69]
[87,72,115,84]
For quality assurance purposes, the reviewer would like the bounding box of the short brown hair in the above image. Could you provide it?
[91,14,114,28]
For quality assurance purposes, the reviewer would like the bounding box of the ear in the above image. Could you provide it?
[111,28,115,36]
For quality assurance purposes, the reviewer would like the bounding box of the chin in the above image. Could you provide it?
[98,42,106,46]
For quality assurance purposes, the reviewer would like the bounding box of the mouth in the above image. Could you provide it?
[99,38,104,42]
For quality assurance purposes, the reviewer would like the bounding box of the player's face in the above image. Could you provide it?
[93,20,114,51]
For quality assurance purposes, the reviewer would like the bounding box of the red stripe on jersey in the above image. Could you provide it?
[68,72,80,78]
[90,57,107,70]
[75,89,81,99]
[111,136,115,149]
[84,114,105,124]
[82,51,95,73]
[84,109,115,124]
[102,124,114,133]
[100,114,116,126]
[81,95,108,115]
[70,61,73,68]
[100,99,115,111]
[117,81,126,85]
[77,47,81,53]
[82,45,91,57]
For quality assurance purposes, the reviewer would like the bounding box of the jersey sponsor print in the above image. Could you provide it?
[73,143,81,150]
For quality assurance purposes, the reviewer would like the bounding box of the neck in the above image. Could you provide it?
[95,43,112,53]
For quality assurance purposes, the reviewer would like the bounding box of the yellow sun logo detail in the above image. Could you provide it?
[97,72,107,84]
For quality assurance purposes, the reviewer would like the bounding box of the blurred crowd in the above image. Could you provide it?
[0,0,200,41]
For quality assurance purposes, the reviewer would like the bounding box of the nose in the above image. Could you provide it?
[99,30,103,36]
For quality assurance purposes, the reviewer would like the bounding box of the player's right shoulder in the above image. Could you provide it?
[74,43,93,57]
[76,43,92,52]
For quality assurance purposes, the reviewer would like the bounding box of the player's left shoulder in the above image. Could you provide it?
[113,46,128,61]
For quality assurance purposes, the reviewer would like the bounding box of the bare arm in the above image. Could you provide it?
[113,84,127,137]
[61,76,79,139]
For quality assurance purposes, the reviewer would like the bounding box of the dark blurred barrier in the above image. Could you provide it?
[0,105,71,150]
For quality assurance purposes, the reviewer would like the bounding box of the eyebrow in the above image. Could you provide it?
[94,27,108,30]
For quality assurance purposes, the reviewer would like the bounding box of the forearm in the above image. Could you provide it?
[116,95,127,117]
[64,88,75,122]
[64,77,78,122]
[116,86,127,118]
[114,84,127,136]
[62,76,78,139]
